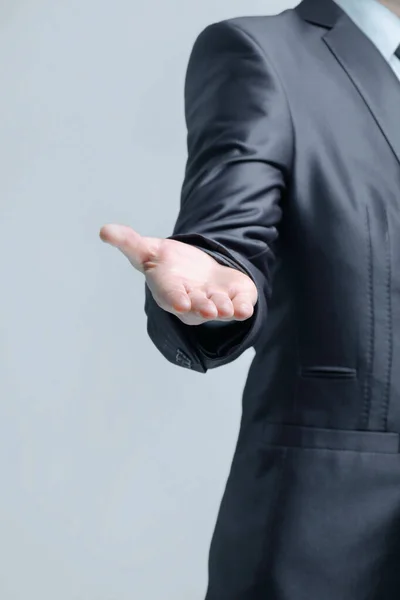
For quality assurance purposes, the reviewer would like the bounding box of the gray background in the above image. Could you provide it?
[0,1,295,598]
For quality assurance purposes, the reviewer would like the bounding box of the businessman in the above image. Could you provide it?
[100,0,400,597]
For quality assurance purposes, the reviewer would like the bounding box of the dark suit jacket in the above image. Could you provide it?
[144,0,400,597]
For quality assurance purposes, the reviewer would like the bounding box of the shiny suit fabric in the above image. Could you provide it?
[144,0,400,597]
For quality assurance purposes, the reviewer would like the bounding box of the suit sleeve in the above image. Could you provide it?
[144,19,294,373]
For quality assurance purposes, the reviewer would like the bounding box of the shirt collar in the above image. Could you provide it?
[333,0,400,60]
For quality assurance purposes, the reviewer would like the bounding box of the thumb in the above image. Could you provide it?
[99,224,161,273]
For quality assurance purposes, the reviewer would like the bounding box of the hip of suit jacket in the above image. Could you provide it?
[144,0,400,598]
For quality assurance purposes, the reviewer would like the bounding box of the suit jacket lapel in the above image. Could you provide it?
[296,0,400,167]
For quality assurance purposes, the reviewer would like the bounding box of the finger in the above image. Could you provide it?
[151,280,192,314]
[99,224,137,247]
[207,291,235,319]
[99,224,160,273]
[187,290,219,319]
[231,292,255,321]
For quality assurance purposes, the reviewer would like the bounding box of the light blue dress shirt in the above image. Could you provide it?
[334,0,400,81]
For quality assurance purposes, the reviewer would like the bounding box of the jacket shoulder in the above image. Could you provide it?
[225,11,299,39]
[204,11,303,59]
[191,12,299,63]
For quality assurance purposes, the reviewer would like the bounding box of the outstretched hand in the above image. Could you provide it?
[99,224,257,326]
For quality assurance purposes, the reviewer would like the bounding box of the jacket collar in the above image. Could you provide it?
[295,0,343,28]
